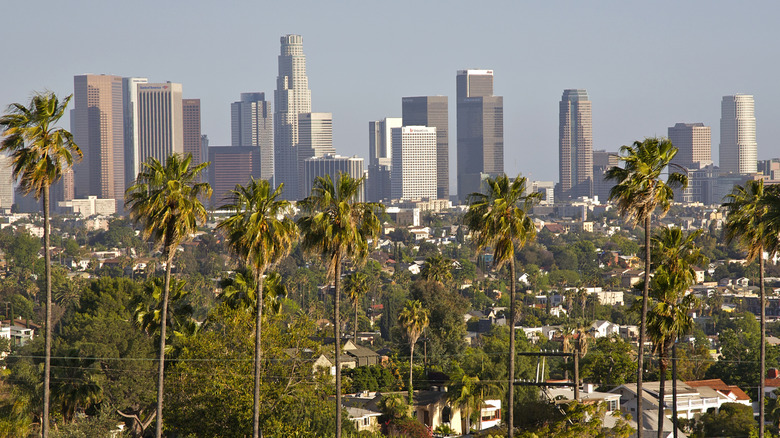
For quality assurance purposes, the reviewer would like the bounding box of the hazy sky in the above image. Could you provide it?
[2,1,779,193]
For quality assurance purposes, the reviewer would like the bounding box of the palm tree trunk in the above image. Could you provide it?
[637,214,651,438]
[672,342,678,438]
[155,232,174,438]
[409,342,415,406]
[657,357,666,438]
[334,252,342,438]
[355,300,359,345]
[42,186,52,438]
[508,256,516,438]
[253,268,265,438]
[760,253,766,438]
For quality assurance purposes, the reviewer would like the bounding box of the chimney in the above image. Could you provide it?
[768,368,780,379]
[583,383,596,394]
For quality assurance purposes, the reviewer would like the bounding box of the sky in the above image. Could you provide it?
[2,1,780,194]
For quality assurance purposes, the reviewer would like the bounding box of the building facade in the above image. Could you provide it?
[559,89,593,199]
[297,112,334,198]
[231,92,273,180]
[208,146,261,208]
[391,126,437,201]
[72,74,125,201]
[720,94,757,175]
[0,153,13,210]
[131,82,184,184]
[303,154,365,202]
[592,150,618,203]
[402,96,449,199]
[274,34,312,200]
[456,69,503,201]
[182,99,202,166]
[367,117,402,202]
[668,122,712,171]
[122,77,148,187]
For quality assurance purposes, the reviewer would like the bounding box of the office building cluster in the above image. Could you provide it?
[2,34,770,215]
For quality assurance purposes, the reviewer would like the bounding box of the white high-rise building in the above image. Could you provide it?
[297,112,334,197]
[231,92,273,181]
[720,95,757,175]
[131,83,184,180]
[303,154,364,202]
[391,126,437,201]
[274,34,312,200]
[559,89,593,199]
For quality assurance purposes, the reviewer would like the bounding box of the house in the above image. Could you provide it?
[589,320,620,338]
[621,269,644,288]
[0,318,38,347]
[685,379,751,407]
[343,390,465,434]
[346,406,382,433]
[608,383,692,438]
[478,399,502,430]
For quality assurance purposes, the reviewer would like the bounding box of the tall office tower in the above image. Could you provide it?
[402,96,449,199]
[200,135,210,183]
[367,117,402,202]
[391,126,437,201]
[72,74,125,200]
[0,153,13,210]
[592,150,619,203]
[297,112,334,197]
[456,69,504,201]
[274,34,312,200]
[208,145,261,208]
[231,92,273,180]
[720,94,757,175]
[131,83,184,183]
[303,154,365,202]
[182,99,202,166]
[668,123,712,171]
[123,77,148,186]
[559,89,593,199]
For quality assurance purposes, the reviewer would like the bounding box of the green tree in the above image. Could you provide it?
[217,178,296,438]
[694,403,755,438]
[125,152,210,438]
[605,137,686,438]
[297,172,383,437]
[724,179,776,438]
[50,351,103,424]
[398,300,430,405]
[580,335,637,387]
[344,272,369,343]
[420,254,453,286]
[463,174,540,437]
[0,92,82,437]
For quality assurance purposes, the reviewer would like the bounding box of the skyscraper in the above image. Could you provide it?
[208,145,261,208]
[0,153,13,210]
[456,69,503,201]
[558,89,593,199]
[123,77,148,187]
[132,82,184,180]
[668,123,712,170]
[592,150,618,203]
[182,99,202,166]
[303,154,365,202]
[402,96,449,199]
[367,117,402,202]
[720,94,757,175]
[297,112,334,197]
[274,34,312,200]
[231,92,273,180]
[391,126,437,201]
[72,74,125,200]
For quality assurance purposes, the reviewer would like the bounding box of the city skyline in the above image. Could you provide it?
[3,2,780,192]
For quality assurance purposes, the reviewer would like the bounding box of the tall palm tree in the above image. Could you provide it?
[344,272,369,343]
[646,268,698,438]
[651,227,706,438]
[220,269,288,317]
[398,299,430,405]
[125,153,210,438]
[605,138,686,438]
[463,174,540,437]
[420,254,453,286]
[0,92,81,437]
[217,177,296,438]
[451,374,481,433]
[297,172,383,437]
[726,180,780,438]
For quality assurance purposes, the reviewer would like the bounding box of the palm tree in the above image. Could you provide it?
[463,174,540,437]
[125,153,210,438]
[217,177,295,438]
[297,172,383,437]
[451,374,481,433]
[605,137,686,438]
[50,351,103,423]
[726,180,780,438]
[344,272,369,343]
[219,269,288,316]
[398,300,430,405]
[133,277,194,344]
[420,254,453,286]
[651,227,707,438]
[646,268,698,438]
[0,92,81,437]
